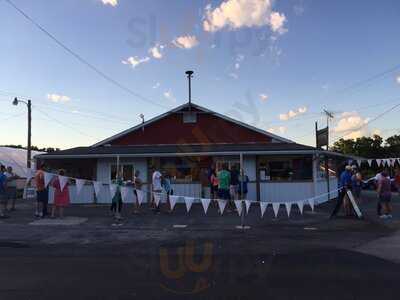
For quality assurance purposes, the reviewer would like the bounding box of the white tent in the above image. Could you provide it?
[0,147,45,177]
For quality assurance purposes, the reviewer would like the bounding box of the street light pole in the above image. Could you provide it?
[13,97,32,169]
[27,100,32,169]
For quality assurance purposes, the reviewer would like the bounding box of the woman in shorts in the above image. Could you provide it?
[377,171,392,219]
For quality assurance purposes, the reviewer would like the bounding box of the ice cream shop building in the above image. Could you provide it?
[35,99,345,204]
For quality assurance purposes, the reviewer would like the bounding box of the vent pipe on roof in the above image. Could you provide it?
[185,70,194,111]
[139,113,145,132]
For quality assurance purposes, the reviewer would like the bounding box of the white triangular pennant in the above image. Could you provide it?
[200,198,211,214]
[153,193,161,207]
[390,159,395,167]
[44,172,54,188]
[184,197,194,213]
[308,198,315,211]
[58,175,68,192]
[272,203,280,218]
[109,184,118,199]
[217,199,227,215]
[234,200,243,216]
[245,200,251,214]
[260,202,268,218]
[120,186,131,202]
[296,201,304,214]
[93,181,103,198]
[169,195,179,211]
[136,190,144,205]
[367,159,373,167]
[75,179,86,195]
[376,159,382,167]
[357,160,362,167]
[285,202,292,217]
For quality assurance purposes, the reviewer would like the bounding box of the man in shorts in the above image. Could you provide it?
[5,166,19,211]
[0,165,9,218]
[217,164,231,200]
[35,163,49,218]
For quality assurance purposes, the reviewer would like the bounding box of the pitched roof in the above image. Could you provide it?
[36,143,317,159]
[92,102,293,147]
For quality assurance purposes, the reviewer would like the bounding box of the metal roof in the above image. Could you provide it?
[36,143,318,159]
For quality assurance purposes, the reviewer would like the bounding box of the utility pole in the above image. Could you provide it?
[27,100,32,169]
[185,70,194,110]
[322,109,334,201]
[13,97,32,169]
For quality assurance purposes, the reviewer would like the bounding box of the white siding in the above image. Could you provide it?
[260,182,314,203]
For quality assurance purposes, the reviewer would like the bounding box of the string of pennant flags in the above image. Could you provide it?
[26,170,341,219]
[352,157,400,168]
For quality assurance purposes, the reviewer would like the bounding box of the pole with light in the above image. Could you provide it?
[12,97,32,169]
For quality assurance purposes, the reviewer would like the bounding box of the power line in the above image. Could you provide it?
[34,106,98,139]
[4,0,168,110]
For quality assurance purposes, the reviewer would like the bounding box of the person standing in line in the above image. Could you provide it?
[377,171,393,219]
[217,164,231,212]
[395,169,400,193]
[132,170,143,214]
[50,169,70,219]
[35,163,48,218]
[152,168,163,214]
[229,165,240,201]
[0,165,9,219]
[4,166,19,212]
[330,165,353,218]
[238,171,249,200]
[210,169,219,200]
[110,171,124,221]
[351,171,363,204]
[162,172,173,213]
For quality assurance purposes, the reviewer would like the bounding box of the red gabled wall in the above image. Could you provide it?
[109,112,272,146]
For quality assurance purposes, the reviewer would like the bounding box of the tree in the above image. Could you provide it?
[332,134,400,158]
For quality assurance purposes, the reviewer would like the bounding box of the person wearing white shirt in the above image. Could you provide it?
[152,169,162,213]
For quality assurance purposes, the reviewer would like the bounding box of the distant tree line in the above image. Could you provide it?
[0,144,60,153]
[332,134,400,158]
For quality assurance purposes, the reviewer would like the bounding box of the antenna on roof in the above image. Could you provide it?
[185,70,194,110]
[139,113,145,132]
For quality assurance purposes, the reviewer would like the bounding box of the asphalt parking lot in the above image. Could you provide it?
[0,191,399,299]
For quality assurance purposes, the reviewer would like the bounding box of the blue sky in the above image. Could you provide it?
[1,0,400,149]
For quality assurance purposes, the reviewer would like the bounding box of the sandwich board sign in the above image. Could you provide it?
[346,190,363,219]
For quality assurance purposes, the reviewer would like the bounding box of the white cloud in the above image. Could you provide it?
[122,56,150,68]
[148,44,164,59]
[269,12,287,34]
[163,90,176,103]
[235,63,240,69]
[101,0,118,7]
[259,93,268,101]
[203,0,287,34]
[396,75,400,84]
[268,126,286,134]
[47,93,71,103]
[333,111,370,139]
[172,35,199,49]
[279,106,307,120]
[153,82,160,89]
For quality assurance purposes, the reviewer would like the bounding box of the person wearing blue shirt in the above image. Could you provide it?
[0,165,9,218]
[330,165,353,218]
